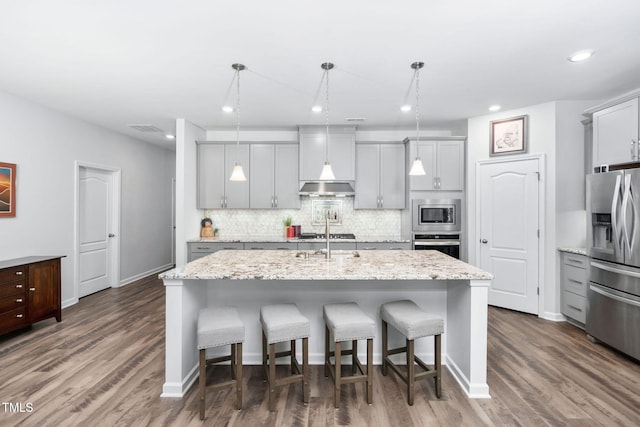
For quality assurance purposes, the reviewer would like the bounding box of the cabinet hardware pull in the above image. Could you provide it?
[632,139,637,160]
[16,314,24,318]
[567,304,582,312]
[16,298,23,303]
[16,284,23,289]
[568,279,583,285]
[15,271,23,275]
[29,287,36,291]
[567,258,584,264]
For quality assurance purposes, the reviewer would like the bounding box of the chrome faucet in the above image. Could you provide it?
[325,210,331,259]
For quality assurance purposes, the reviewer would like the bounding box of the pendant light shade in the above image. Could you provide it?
[229,162,246,181]
[408,61,426,177]
[229,63,247,182]
[319,62,335,180]
[320,162,336,180]
[409,158,426,176]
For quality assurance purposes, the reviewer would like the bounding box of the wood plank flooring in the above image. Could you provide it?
[1,274,639,426]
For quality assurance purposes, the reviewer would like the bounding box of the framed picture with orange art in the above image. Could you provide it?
[0,162,16,217]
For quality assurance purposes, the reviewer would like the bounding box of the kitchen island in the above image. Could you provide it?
[160,250,492,399]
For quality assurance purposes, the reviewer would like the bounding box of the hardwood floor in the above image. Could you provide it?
[1,274,639,426]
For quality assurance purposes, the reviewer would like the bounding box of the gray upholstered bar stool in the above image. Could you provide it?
[260,303,310,412]
[380,299,444,405]
[197,306,244,420]
[323,302,376,408]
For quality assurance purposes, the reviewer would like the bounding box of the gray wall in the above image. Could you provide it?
[0,90,175,307]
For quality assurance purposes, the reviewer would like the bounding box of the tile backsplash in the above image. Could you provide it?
[203,198,402,239]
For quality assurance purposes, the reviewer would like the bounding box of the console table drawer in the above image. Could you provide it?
[0,307,28,333]
[0,281,25,299]
[0,294,26,313]
[0,266,26,285]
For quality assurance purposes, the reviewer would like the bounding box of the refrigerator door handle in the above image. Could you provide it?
[591,260,640,279]
[612,174,623,255]
[622,173,632,255]
[590,284,640,308]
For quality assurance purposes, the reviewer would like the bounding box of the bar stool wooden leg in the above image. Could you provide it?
[303,337,309,403]
[324,325,330,378]
[352,339,358,375]
[268,342,276,412]
[407,338,415,405]
[199,349,206,420]
[435,334,442,398]
[367,338,373,404]
[236,342,243,410]
[334,340,342,408]
[262,331,268,380]
[291,339,297,374]
[382,320,388,376]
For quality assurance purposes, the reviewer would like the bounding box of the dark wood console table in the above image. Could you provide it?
[0,256,63,335]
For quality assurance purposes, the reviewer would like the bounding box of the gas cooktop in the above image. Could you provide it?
[298,233,356,240]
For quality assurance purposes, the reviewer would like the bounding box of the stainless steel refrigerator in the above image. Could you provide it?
[586,169,640,360]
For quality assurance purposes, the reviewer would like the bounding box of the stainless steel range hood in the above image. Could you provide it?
[299,181,355,197]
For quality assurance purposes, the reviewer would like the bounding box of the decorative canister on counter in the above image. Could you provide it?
[200,217,216,238]
[293,225,301,237]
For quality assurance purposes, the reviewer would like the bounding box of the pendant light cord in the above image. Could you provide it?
[415,66,420,146]
[325,68,330,163]
[235,67,241,162]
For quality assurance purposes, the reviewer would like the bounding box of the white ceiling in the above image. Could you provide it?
[1,0,639,149]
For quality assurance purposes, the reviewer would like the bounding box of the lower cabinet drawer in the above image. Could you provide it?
[0,294,26,312]
[0,306,28,334]
[0,266,26,283]
[564,264,587,297]
[0,281,25,299]
[562,291,586,324]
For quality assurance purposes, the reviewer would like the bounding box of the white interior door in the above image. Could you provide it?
[78,167,115,297]
[478,158,540,314]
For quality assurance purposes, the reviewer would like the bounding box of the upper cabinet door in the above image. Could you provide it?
[197,144,225,209]
[274,144,300,209]
[250,144,276,208]
[437,140,464,191]
[379,144,406,208]
[225,144,250,208]
[409,141,437,190]
[355,144,380,209]
[593,98,639,168]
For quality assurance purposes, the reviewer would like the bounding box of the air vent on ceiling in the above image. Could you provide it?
[127,124,165,133]
[346,118,366,122]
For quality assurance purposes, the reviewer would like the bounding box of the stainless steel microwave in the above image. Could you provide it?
[412,199,461,233]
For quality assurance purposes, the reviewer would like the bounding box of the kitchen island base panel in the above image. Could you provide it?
[162,278,490,399]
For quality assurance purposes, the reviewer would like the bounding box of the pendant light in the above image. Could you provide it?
[409,61,426,176]
[319,62,336,180]
[229,63,247,181]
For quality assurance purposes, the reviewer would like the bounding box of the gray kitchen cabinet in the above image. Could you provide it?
[408,138,464,191]
[188,242,244,262]
[299,125,356,181]
[560,252,588,327]
[250,144,300,209]
[356,242,411,250]
[355,143,405,209]
[197,143,250,209]
[592,97,639,168]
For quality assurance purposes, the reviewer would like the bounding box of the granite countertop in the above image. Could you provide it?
[161,250,493,281]
[558,247,587,256]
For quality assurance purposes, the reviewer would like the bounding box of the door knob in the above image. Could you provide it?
[108,233,116,238]
[481,239,488,244]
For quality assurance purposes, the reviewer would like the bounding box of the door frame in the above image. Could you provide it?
[475,154,546,317]
[74,161,121,301]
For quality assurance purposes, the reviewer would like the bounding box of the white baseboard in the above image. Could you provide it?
[541,311,565,322]
[119,263,174,287]
[62,297,79,309]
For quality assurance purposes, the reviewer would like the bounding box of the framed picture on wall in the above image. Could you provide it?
[0,162,16,217]
[490,115,528,156]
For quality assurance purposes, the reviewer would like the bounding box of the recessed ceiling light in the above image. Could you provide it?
[165,134,175,139]
[222,105,234,113]
[568,49,594,62]
[400,105,412,112]
[311,105,322,113]
[489,105,501,112]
